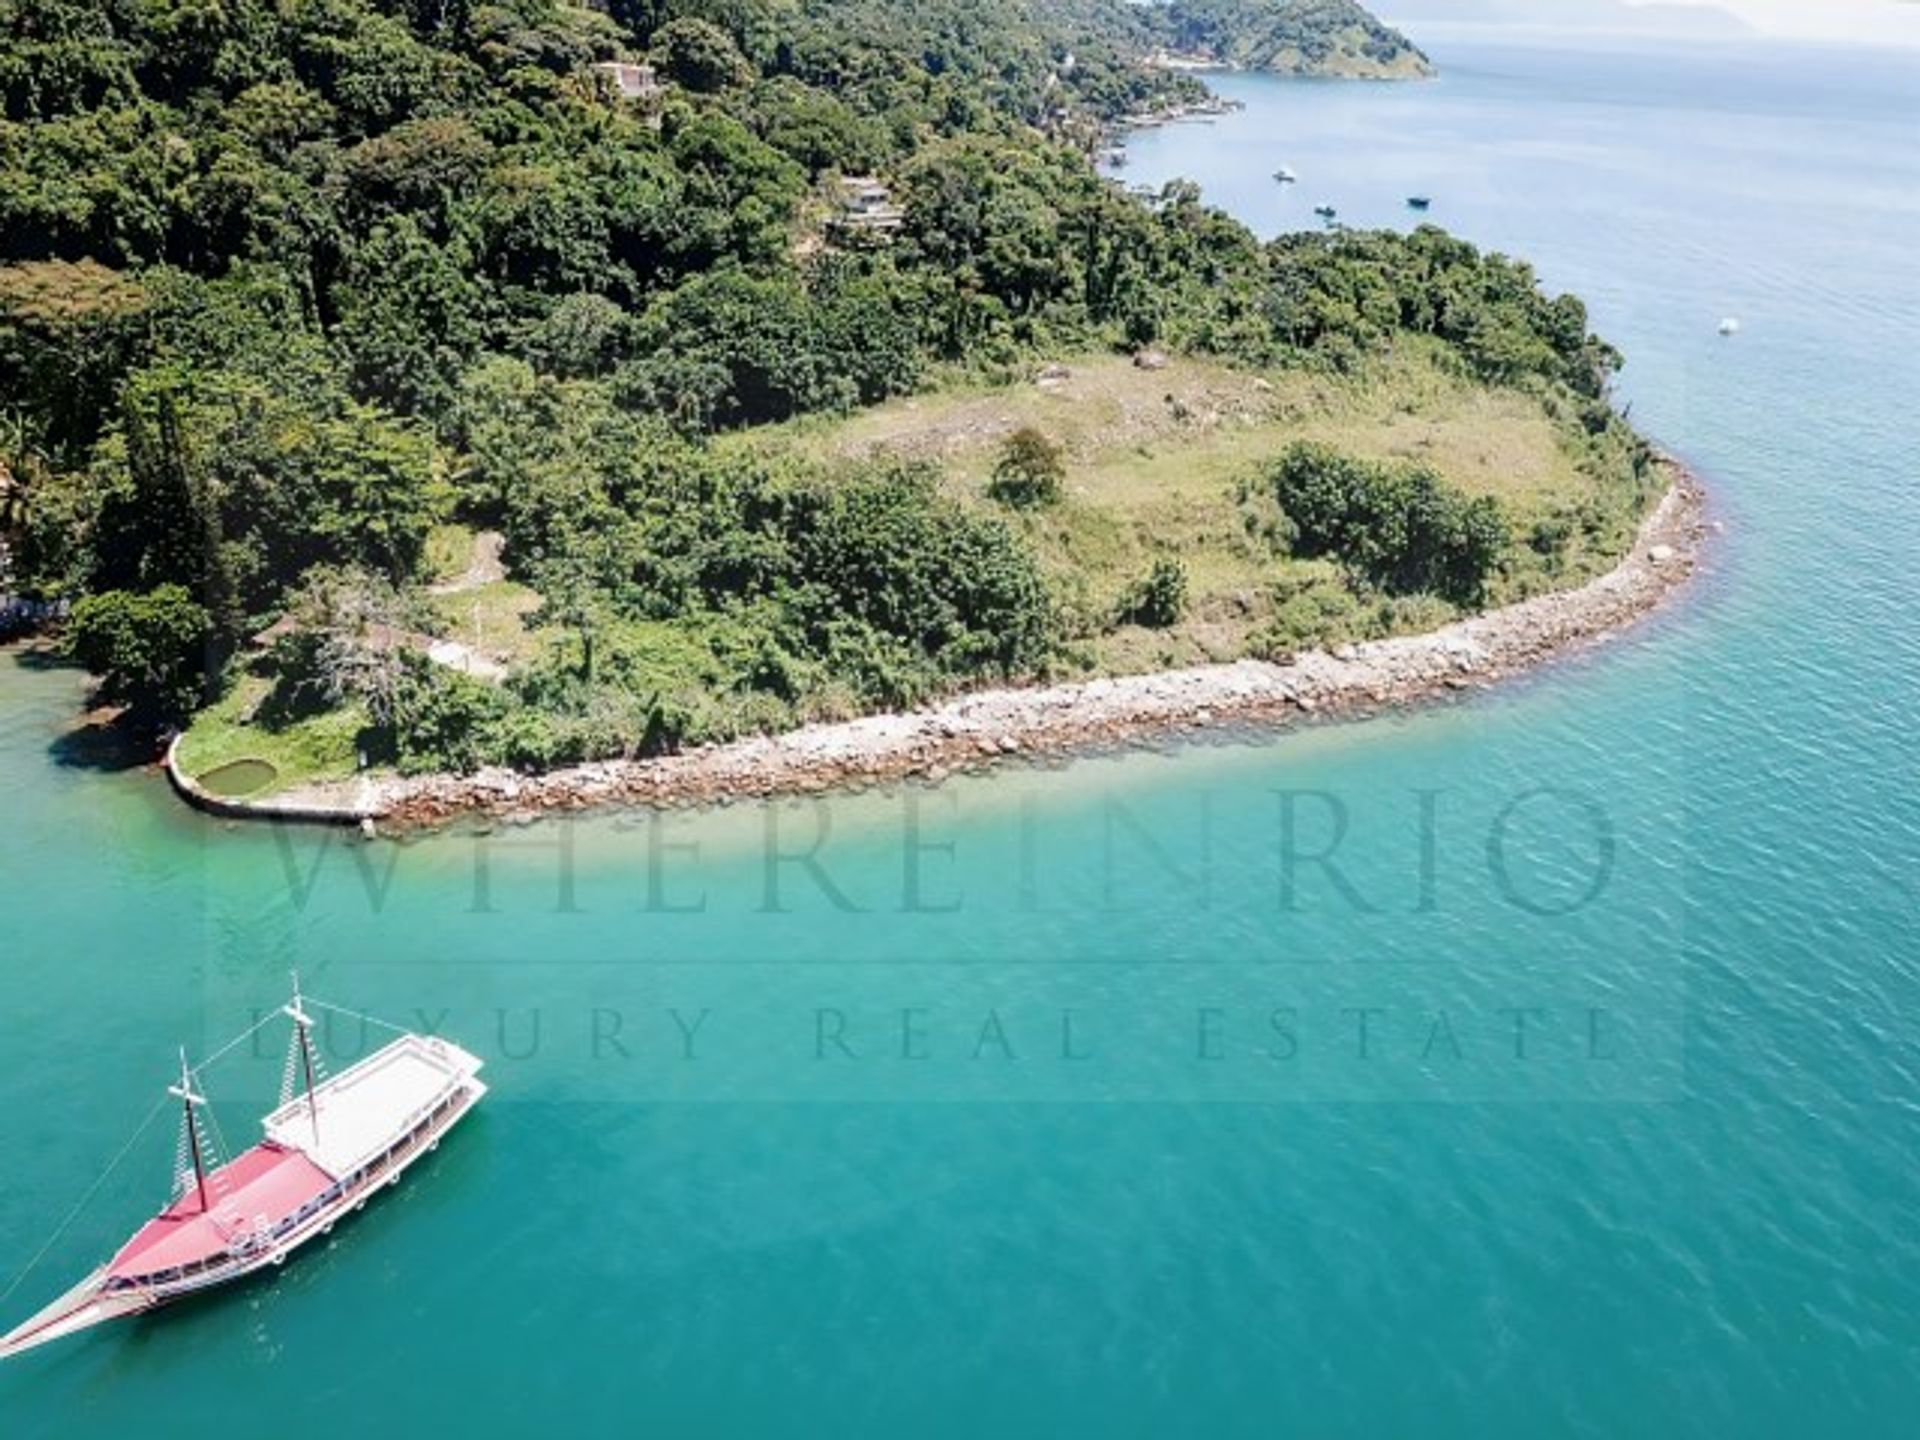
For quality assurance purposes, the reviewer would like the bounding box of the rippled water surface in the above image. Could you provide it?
[2,33,1917,1438]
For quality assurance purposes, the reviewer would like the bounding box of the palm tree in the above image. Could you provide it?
[0,466,17,595]
[0,460,23,536]
[0,414,35,539]
[0,416,48,596]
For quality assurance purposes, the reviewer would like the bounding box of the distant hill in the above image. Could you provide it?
[1149,0,1437,78]
[1377,0,1758,39]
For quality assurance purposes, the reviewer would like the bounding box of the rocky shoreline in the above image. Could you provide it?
[179,462,1709,833]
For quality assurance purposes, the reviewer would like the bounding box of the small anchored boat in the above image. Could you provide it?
[1313,203,1337,219]
[1719,317,1741,336]
[1274,167,1298,183]
[0,979,486,1360]
[1406,195,1432,210]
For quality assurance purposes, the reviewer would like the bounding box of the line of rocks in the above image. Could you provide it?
[276,462,1710,832]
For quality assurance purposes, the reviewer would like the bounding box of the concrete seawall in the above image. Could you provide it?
[163,735,379,827]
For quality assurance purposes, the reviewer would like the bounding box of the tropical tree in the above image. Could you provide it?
[66,586,213,724]
[270,567,418,731]
[652,17,753,93]
[0,422,33,539]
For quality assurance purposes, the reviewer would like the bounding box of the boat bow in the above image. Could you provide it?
[0,1268,146,1359]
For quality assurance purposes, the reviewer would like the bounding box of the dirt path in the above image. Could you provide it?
[428,530,506,596]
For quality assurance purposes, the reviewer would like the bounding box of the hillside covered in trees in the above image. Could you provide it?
[1149,0,1433,78]
[0,0,1652,787]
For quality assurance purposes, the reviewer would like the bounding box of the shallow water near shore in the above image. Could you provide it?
[4,32,1920,1437]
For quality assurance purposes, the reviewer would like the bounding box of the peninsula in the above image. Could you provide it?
[0,0,1685,825]
[1145,0,1435,78]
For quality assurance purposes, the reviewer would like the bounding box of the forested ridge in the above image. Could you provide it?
[0,0,1652,781]
[1152,0,1432,77]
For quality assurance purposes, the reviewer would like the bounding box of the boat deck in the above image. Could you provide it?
[107,1145,332,1278]
[264,1035,479,1180]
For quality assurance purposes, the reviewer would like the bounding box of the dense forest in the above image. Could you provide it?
[0,0,1650,780]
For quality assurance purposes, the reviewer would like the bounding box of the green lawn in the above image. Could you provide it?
[426,581,549,668]
[736,340,1644,673]
[174,677,367,794]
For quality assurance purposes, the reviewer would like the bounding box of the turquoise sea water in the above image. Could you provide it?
[4,32,1919,1437]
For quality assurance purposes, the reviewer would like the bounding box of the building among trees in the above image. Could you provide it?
[593,61,663,101]
[829,177,906,242]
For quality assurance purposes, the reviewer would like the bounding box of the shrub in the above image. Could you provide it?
[1251,576,1366,656]
[395,670,506,776]
[1258,442,1508,606]
[988,426,1066,508]
[1117,557,1188,629]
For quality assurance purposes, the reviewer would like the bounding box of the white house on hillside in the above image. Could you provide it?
[593,61,663,103]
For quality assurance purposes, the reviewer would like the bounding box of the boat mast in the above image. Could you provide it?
[284,973,320,1147]
[168,1050,210,1214]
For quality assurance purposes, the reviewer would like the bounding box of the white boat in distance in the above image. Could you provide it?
[0,980,485,1359]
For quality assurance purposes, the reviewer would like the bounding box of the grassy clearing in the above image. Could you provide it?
[424,523,477,586]
[174,676,366,793]
[738,340,1640,672]
[424,525,546,666]
[761,339,1584,504]
[426,581,549,667]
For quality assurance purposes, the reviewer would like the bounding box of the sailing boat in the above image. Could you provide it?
[0,979,486,1359]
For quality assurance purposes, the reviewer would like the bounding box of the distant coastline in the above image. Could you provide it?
[164,461,1709,833]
